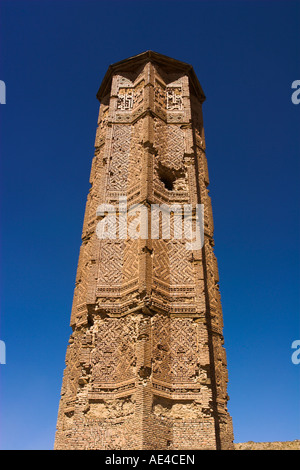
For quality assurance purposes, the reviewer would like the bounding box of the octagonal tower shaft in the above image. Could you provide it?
[55,51,234,450]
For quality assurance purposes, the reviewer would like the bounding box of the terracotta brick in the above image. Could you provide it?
[54,51,234,450]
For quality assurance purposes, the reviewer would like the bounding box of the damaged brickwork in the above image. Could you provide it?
[54,51,234,450]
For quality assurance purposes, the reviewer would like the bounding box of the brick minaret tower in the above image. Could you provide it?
[54,51,234,450]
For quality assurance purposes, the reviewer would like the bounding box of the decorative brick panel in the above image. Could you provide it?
[55,51,234,450]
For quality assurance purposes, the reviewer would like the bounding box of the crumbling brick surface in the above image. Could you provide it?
[55,51,234,450]
[234,441,300,450]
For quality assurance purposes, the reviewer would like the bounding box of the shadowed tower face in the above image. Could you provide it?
[54,51,234,450]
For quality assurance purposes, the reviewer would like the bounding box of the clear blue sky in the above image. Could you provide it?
[0,0,299,450]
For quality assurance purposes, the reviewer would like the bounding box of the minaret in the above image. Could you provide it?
[54,51,234,450]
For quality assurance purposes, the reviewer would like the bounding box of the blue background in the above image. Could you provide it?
[0,0,299,450]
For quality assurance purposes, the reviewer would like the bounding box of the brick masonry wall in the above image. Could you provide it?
[234,441,300,450]
[54,52,234,450]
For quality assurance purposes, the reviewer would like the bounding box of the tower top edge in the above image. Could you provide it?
[96,50,206,103]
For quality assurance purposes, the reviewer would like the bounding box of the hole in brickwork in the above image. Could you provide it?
[138,366,152,379]
[156,162,186,192]
[157,164,175,191]
[160,173,174,191]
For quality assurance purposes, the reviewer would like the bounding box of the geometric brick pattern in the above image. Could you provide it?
[55,51,234,450]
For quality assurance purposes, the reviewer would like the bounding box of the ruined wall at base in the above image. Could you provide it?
[234,441,300,451]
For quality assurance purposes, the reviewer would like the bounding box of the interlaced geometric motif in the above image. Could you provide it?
[122,238,139,284]
[154,120,185,171]
[97,241,124,285]
[154,79,166,109]
[152,315,198,384]
[63,338,82,403]
[91,317,136,385]
[152,239,170,286]
[166,124,185,170]
[127,119,143,190]
[108,125,131,191]
[117,88,133,111]
[152,223,195,296]
[166,86,182,110]
[168,239,194,286]
[117,79,144,113]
